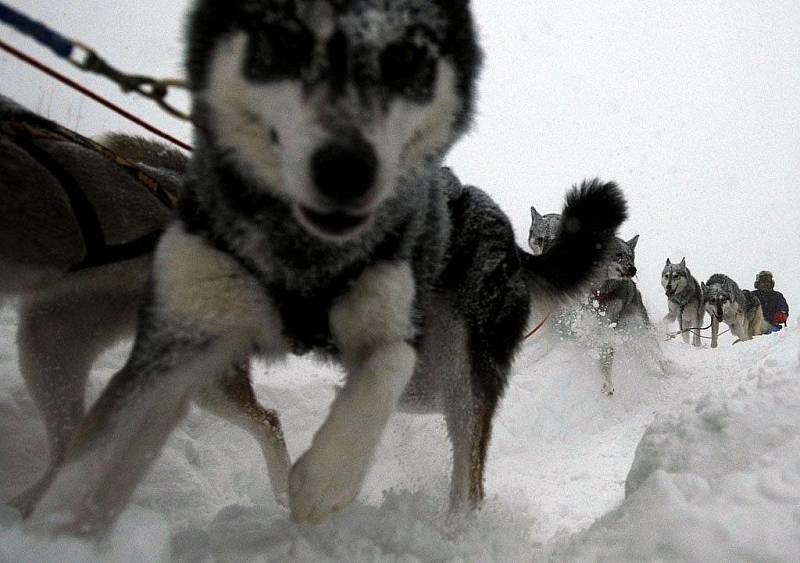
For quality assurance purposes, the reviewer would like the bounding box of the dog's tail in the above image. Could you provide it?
[521,178,627,309]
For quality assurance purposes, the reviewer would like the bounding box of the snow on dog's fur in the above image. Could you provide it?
[31,0,626,533]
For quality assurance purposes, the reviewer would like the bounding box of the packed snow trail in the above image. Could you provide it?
[0,304,798,561]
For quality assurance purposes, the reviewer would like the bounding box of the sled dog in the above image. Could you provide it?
[32,0,627,532]
[702,273,769,347]
[661,258,705,346]
[589,235,661,395]
[0,96,290,516]
[529,213,661,394]
[528,205,562,255]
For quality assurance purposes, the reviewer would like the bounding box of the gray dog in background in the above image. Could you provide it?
[702,273,769,347]
[661,258,705,346]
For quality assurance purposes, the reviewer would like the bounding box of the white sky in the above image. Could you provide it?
[1,0,798,318]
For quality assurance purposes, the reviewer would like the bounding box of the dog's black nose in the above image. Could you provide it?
[311,138,377,206]
[629,266,637,276]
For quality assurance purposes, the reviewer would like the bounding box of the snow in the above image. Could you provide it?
[2,302,800,561]
[1,0,800,560]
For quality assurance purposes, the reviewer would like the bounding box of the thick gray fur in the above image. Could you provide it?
[0,95,290,517]
[661,258,705,346]
[590,235,662,395]
[529,209,661,394]
[32,0,626,533]
[702,273,769,347]
[528,205,562,255]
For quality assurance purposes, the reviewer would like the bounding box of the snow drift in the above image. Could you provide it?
[1,303,799,561]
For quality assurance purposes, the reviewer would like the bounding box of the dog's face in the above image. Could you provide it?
[186,0,480,241]
[604,235,638,280]
[661,257,690,298]
[527,207,561,256]
[702,283,735,321]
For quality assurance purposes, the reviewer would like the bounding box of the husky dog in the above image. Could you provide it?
[528,211,658,395]
[702,273,769,347]
[528,205,562,255]
[31,0,627,533]
[589,235,658,395]
[661,258,704,346]
[0,95,290,515]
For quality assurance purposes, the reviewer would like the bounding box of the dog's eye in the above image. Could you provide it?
[245,24,316,80]
[380,41,436,101]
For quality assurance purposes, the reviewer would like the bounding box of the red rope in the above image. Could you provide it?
[0,38,192,152]
[523,312,552,340]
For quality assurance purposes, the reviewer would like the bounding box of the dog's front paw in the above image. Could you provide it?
[288,435,370,523]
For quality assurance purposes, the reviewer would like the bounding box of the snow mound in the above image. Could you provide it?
[550,330,800,561]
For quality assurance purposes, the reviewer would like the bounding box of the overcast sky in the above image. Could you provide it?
[1,0,798,318]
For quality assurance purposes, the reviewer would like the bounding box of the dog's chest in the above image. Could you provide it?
[268,282,349,356]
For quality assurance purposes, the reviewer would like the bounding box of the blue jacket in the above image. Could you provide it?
[752,289,789,325]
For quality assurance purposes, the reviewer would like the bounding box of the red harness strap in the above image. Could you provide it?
[592,289,609,308]
[523,312,552,340]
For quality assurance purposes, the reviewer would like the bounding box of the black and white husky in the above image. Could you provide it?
[32,0,626,532]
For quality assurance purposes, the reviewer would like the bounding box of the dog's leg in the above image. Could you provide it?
[679,311,692,345]
[194,362,290,505]
[29,226,286,534]
[444,382,498,513]
[431,315,486,512]
[289,262,416,524]
[29,334,249,534]
[692,307,704,347]
[11,278,142,516]
[710,317,719,348]
[600,342,615,395]
[662,304,678,337]
[738,318,752,341]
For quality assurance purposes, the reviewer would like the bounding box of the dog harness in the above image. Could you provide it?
[0,111,176,271]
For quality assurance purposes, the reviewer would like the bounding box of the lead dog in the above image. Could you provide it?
[0,97,290,515]
[32,0,627,533]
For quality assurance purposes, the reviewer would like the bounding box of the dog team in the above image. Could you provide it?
[0,0,789,538]
[530,206,789,392]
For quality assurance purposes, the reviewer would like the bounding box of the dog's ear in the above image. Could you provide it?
[679,257,686,267]
[701,281,706,293]
[626,234,639,250]
[530,206,543,223]
[665,257,672,266]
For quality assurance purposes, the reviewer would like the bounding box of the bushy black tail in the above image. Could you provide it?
[521,178,627,308]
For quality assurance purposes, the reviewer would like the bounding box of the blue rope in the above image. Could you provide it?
[0,1,73,58]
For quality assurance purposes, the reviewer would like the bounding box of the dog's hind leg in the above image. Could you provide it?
[444,381,498,513]
[194,362,290,505]
[427,312,489,512]
[29,226,286,534]
[10,272,142,515]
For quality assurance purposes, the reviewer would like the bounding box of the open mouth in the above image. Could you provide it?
[295,205,371,240]
[665,288,676,297]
